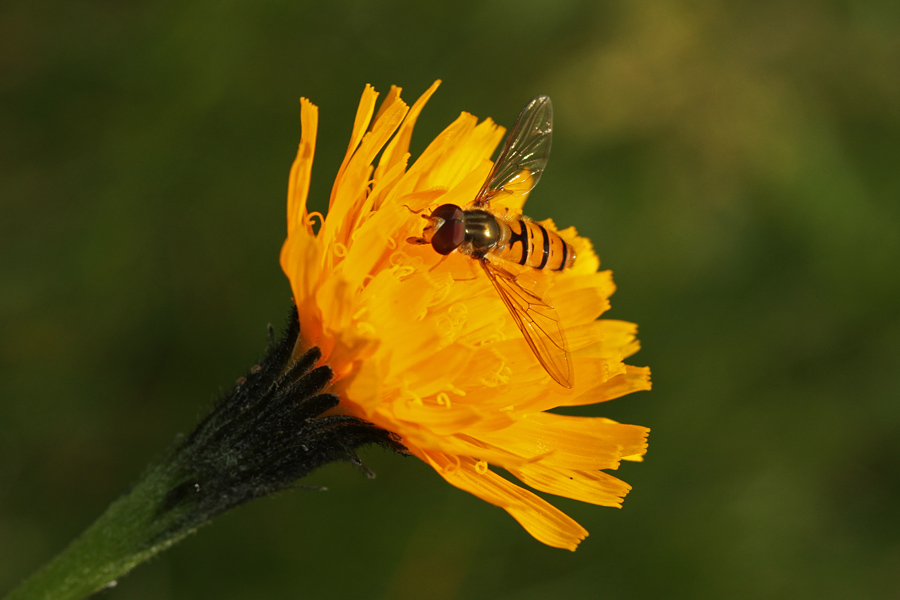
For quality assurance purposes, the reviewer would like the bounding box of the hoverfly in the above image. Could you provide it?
[408,96,576,388]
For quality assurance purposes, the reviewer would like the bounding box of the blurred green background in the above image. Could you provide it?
[2,1,899,598]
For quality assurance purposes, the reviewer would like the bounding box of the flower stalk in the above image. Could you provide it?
[3,459,197,600]
[3,309,403,600]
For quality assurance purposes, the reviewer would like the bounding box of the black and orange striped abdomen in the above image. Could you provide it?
[497,218,576,271]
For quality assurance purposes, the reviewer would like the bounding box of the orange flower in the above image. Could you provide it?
[279,81,651,550]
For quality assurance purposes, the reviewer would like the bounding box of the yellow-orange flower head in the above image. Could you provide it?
[279,81,651,550]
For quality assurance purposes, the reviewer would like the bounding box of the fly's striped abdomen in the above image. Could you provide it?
[496,218,576,271]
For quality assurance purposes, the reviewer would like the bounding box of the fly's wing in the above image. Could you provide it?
[480,260,572,388]
[473,96,553,208]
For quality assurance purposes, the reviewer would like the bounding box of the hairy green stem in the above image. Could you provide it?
[3,460,195,600]
[3,310,403,600]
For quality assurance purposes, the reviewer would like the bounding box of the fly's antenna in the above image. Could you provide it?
[402,204,428,215]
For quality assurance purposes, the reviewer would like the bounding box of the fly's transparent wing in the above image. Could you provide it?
[473,96,553,208]
[480,260,572,388]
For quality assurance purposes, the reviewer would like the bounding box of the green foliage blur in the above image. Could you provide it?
[2,1,899,598]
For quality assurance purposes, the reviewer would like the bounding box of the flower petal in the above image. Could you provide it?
[422,450,588,551]
[509,463,634,507]
[286,98,318,238]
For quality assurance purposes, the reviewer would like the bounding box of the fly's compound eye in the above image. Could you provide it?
[429,204,465,255]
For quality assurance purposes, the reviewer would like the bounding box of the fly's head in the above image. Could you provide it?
[406,204,465,255]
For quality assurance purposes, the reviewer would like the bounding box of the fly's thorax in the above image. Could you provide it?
[460,209,506,257]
